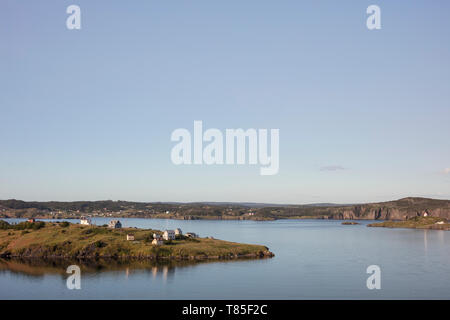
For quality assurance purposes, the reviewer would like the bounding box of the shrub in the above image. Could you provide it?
[143,234,153,243]
[82,227,109,235]
[60,221,70,228]
[12,222,30,230]
[94,240,107,248]
[82,228,93,234]
[32,221,45,230]
[0,220,11,230]
[2,221,46,231]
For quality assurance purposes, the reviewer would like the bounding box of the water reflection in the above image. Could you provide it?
[438,229,445,245]
[0,257,262,282]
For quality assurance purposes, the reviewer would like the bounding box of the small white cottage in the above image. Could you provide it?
[163,230,175,240]
[126,234,135,241]
[80,217,91,225]
[108,220,122,229]
[175,228,182,236]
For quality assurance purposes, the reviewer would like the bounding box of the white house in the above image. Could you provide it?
[152,238,164,245]
[126,234,135,241]
[163,230,176,240]
[175,228,182,236]
[80,217,91,225]
[423,212,428,217]
[108,220,122,229]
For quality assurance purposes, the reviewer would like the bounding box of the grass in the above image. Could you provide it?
[0,221,273,260]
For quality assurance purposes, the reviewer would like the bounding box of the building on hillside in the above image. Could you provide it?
[186,232,198,238]
[27,218,36,223]
[163,230,175,240]
[185,232,199,238]
[126,234,135,241]
[152,238,164,245]
[423,212,429,217]
[175,228,182,236]
[108,220,122,229]
[80,217,91,225]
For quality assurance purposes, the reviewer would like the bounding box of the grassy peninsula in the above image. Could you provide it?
[0,221,273,260]
[367,216,450,231]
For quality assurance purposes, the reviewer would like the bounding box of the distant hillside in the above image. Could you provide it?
[267,197,450,220]
[189,202,350,208]
[1,197,449,221]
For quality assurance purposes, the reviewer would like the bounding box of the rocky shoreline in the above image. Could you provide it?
[0,250,275,260]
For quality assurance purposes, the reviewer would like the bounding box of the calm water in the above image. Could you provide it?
[1,218,449,299]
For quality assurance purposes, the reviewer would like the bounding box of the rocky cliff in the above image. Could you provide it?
[321,198,450,220]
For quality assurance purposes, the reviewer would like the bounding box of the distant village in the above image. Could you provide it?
[0,200,265,221]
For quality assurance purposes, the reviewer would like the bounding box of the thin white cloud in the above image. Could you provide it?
[443,168,450,175]
[320,165,346,171]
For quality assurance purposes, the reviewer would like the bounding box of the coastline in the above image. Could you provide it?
[2,197,450,222]
[0,213,378,221]
[0,221,274,261]
[367,217,450,231]
[0,252,274,260]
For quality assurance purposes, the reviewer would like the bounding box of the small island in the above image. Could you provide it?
[0,220,274,260]
[341,221,359,225]
[367,216,450,231]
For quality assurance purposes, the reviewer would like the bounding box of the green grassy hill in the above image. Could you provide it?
[0,221,273,260]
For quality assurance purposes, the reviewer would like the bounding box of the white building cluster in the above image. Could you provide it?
[78,218,200,246]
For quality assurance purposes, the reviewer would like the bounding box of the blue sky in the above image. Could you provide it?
[1,0,449,204]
